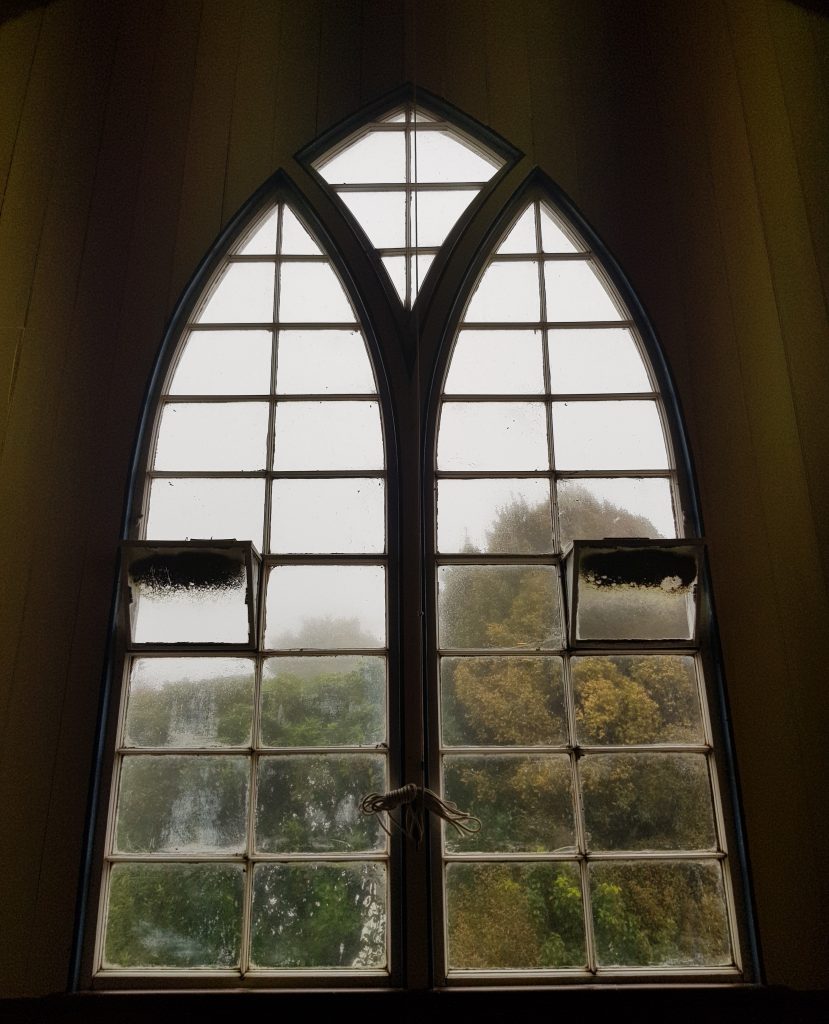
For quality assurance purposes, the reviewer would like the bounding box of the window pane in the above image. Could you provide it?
[582,753,716,851]
[443,754,574,853]
[124,657,254,748]
[381,255,407,302]
[544,261,622,321]
[557,477,676,549]
[273,401,383,471]
[549,328,650,393]
[444,330,544,394]
[280,207,322,254]
[104,863,243,969]
[412,189,477,247]
[412,253,434,293]
[197,262,275,323]
[446,863,584,969]
[497,207,536,254]
[465,261,541,322]
[146,478,265,550]
[238,207,278,254]
[441,656,567,746]
[438,565,562,650]
[265,565,386,649]
[438,402,548,471]
[276,330,375,394]
[255,754,386,852]
[168,330,272,395]
[552,400,668,470]
[115,755,249,853]
[437,478,552,554]
[317,129,406,183]
[278,262,354,322]
[250,863,386,969]
[271,478,384,553]
[341,191,406,248]
[154,402,268,471]
[410,129,499,182]
[590,861,732,967]
[572,655,703,745]
[540,206,580,253]
[260,655,385,746]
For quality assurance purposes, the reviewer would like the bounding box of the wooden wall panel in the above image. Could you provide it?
[318,0,361,132]
[483,0,533,155]
[359,0,404,105]
[408,0,446,100]
[0,9,43,206]
[438,0,488,126]
[272,0,320,166]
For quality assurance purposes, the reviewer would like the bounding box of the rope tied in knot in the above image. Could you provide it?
[360,783,481,846]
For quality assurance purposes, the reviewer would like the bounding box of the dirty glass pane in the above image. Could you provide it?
[464,261,541,322]
[412,189,477,247]
[410,129,498,182]
[271,478,384,553]
[115,755,248,853]
[168,330,272,395]
[317,130,406,184]
[276,329,375,394]
[552,400,668,471]
[582,753,716,851]
[557,477,676,549]
[544,262,622,321]
[549,328,650,394]
[260,655,385,746]
[441,656,566,746]
[444,330,544,394]
[497,206,536,254]
[197,262,275,323]
[438,477,552,554]
[446,862,584,969]
[250,862,386,969]
[129,548,250,644]
[273,401,383,471]
[443,754,574,853]
[572,655,703,745]
[146,477,265,550]
[381,256,407,302]
[341,191,406,248]
[154,402,268,471]
[124,657,254,748]
[540,206,580,253]
[590,861,732,967]
[103,863,243,969]
[238,207,278,255]
[438,565,561,650]
[265,564,386,649]
[280,207,322,254]
[278,262,354,322]
[255,754,385,852]
[438,402,548,471]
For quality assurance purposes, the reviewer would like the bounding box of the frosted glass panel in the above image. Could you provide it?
[552,401,668,470]
[317,130,406,183]
[280,207,322,254]
[540,206,580,252]
[465,261,541,322]
[341,191,406,248]
[413,253,434,293]
[544,261,622,321]
[549,328,651,393]
[497,206,536,254]
[154,402,268,471]
[273,401,383,470]
[381,256,406,302]
[197,262,275,323]
[239,208,277,255]
[276,330,375,394]
[413,189,477,247]
[557,477,676,547]
[168,330,272,396]
[271,478,384,553]
[279,262,354,322]
[438,402,548,471]
[437,477,552,554]
[444,330,543,394]
[411,130,499,182]
[146,477,265,548]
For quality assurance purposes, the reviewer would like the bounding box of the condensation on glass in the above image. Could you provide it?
[435,198,739,977]
[98,202,389,977]
[314,105,504,307]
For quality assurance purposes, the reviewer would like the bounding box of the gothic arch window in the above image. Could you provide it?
[83,92,751,989]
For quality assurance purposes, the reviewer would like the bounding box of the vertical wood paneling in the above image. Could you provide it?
[0,9,43,205]
[439,0,487,125]
[317,0,362,132]
[272,0,320,166]
[483,0,532,154]
[360,0,404,104]
[407,0,446,98]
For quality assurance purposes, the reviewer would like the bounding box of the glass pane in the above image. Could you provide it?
[557,477,676,549]
[273,401,383,470]
[544,261,622,321]
[549,328,650,393]
[168,330,272,395]
[278,262,354,322]
[238,207,278,254]
[410,129,499,182]
[115,755,248,853]
[446,863,584,969]
[497,206,536,254]
[443,754,574,853]
[154,402,268,471]
[276,330,375,394]
[437,402,548,471]
[271,478,384,553]
[441,656,566,746]
[197,262,275,323]
[412,189,477,247]
[552,400,668,470]
[250,863,386,969]
[572,655,703,745]
[590,861,732,967]
[104,863,243,968]
[582,753,716,851]
[540,206,580,253]
[255,754,385,852]
[129,548,250,644]
[146,477,265,550]
[280,207,322,254]
[437,478,553,554]
[260,655,385,746]
[438,565,562,650]
[444,330,544,394]
[464,261,541,322]
[124,657,254,747]
[412,253,434,294]
[317,130,406,184]
[381,255,407,302]
[265,564,386,649]
[341,190,406,248]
